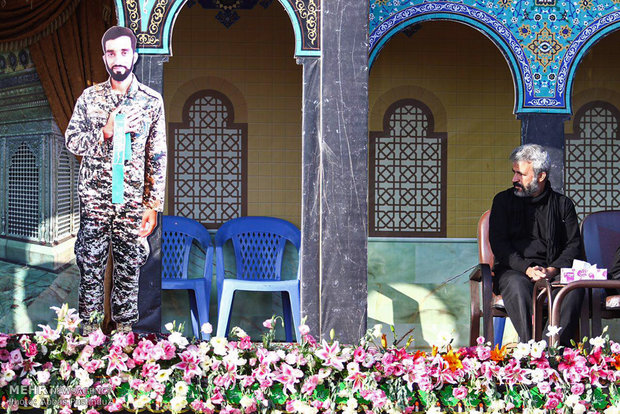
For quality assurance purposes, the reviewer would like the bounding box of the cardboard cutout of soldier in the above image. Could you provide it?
[65,26,167,334]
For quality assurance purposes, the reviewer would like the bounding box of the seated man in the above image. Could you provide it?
[489,144,583,346]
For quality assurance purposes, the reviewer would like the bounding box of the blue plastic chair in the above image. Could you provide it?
[215,216,301,342]
[162,215,213,340]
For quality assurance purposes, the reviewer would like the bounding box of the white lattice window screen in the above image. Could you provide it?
[566,104,620,221]
[371,102,446,236]
[173,92,245,228]
[56,144,79,239]
[8,143,39,239]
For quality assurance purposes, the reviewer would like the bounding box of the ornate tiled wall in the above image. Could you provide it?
[369,0,620,114]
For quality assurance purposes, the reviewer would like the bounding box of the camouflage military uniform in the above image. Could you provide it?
[65,75,166,326]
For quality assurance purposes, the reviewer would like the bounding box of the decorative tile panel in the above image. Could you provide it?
[369,99,447,237]
[369,0,620,113]
[170,90,248,228]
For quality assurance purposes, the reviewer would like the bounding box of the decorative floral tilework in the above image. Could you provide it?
[369,0,620,113]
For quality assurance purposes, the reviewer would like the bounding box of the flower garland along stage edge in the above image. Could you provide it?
[1,305,620,413]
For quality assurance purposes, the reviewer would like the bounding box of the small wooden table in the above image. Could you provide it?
[532,279,620,346]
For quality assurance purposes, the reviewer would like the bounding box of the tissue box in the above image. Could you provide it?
[560,266,607,284]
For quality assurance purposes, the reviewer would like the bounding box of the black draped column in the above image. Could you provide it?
[132,55,169,334]
[518,113,570,193]
[299,56,321,337]
[298,0,369,344]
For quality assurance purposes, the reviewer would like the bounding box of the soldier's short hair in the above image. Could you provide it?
[101,26,137,53]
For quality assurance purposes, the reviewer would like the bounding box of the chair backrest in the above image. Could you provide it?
[162,215,213,280]
[215,216,301,283]
[582,210,620,269]
[478,210,495,267]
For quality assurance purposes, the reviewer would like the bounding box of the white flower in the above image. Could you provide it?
[169,396,187,413]
[530,340,546,359]
[174,381,189,396]
[489,399,505,412]
[201,323,213,335]
[2,369,15,382]
[210,336,228,356]
[36,370,50,384]
[223,349,246,366]
[512,342,530,360]
[605,405,620,414]
[240,395,254,409]
[155,369,172,383]
[132,394,151,409]
[347,362,360,374]
[590,336,606,348]
[565,394,580,407]
[30,394,44,408]
[573,403,587,414]
[436,331,454,350]
[230,326,248,338]
[371,324,383,338]
[75,368,93,388]
[164,322,174,332]
[546,325,562,338]
[530,368,545,383]
[168,331,188,349]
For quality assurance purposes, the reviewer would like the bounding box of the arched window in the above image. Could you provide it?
[170,90,247,228]
[8,143,39,239]
[369,99,447,237]
[566,101,620,220]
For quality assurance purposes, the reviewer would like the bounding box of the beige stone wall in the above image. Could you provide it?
[369,21,521,238]
[163,11,620,238]
[163,4,302,227]
[568,29,620,133]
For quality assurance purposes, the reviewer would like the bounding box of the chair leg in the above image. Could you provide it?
[216,285,235,338]
[287,288,301,343]
[493,317,505,347]
[282,292,293,342]
[187,290,200,340]
[194,285,211,341]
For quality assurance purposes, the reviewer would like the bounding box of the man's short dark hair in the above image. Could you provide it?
[101,26,137,53]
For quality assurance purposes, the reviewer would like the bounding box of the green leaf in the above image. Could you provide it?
[418,390,429,407]
[225,386,242,404]
[270,383,287,406]
[439,385,458,407]
[507,389,523,408]
[530,386,545,409]
[313,384,329,402]
[115,382,131,398]
[592,386,609,411]
[355,391,371,405]
[335,382,348,404]
[465,392,481,409]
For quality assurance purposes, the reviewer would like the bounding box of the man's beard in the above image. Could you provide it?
[106,62,133,82]
[513,180,540,197]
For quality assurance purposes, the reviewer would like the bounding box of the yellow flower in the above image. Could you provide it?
[490,344,508,362]
[442,349,463,372]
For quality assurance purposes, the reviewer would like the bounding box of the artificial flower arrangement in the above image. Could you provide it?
[0,305,620,413]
